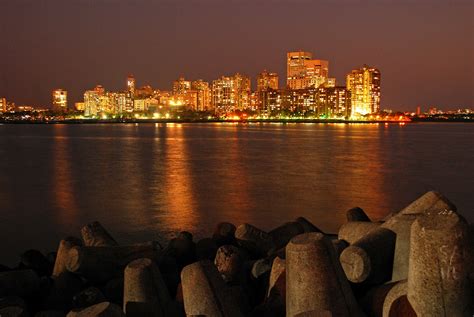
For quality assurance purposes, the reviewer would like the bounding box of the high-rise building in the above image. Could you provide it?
[84,85,105,116]
[191,80,211,111]
[316,86,351,118]
[287,51,329,90]
[257,70,279,91]
[173,77,192,94]
[52,89,67,110]
[0,98,6,113]
[212,73,251,113]
[127,75,136,97]
[346,65,381,116]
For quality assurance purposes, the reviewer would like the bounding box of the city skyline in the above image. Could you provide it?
[0,0,472,110]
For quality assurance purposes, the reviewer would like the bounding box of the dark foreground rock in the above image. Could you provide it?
[0,191,472,316]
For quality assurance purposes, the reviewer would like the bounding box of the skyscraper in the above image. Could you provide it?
[52,89,68,110]
[346,65,381,116]
[287,51,330,89]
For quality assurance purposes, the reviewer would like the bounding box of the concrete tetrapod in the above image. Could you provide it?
[360,280,416,317]
[66,242,160,283]
[407,210,472,316]
[269,222,305,250]
[382,190,457,282]
[214,245,245,283]
[52,237,83,277]
[346,207,371,222]
[235,223,275,256]
[81,221,118,247]
[338,222,381,245]
[286,232,362,317]
[181,260,243,317]
[339,227,396,284]
[123,258,172,317]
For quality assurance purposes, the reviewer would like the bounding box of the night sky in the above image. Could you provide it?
[1,0,473,111]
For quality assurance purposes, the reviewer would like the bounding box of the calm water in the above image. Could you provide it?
[0,123,473,265]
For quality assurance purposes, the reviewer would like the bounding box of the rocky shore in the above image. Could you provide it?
[0,191,472,316]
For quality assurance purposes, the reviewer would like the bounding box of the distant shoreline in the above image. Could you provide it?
[0,118,473,124]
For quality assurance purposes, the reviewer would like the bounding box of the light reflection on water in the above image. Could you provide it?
[0,122,473,264]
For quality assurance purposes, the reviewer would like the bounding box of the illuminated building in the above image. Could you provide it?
[52,89,67,110]
[135,85,154,99]
[257,70,279,91]
[282,88,318,112]
[75,102,85,111]
[84,85,104,117]
[316,86,351,118]
[191,80,211,111]
[0,98,6,112]
[260,89,283,112]
[171,77,198,110]
[287,51,329,89]
[346,65,381,116]
[127,75,136,97]
[134,99,146,112]
[212,73,251,113]
[173,77,192,94]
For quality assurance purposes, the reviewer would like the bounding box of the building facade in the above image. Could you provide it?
[191,80,211,111]
[287,51,331,90]
[52,89,67,110]
[346,65,381,116]
[212,73,251,113]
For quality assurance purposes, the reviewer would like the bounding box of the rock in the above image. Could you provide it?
[407,210,472,316]
[346,207,371,222]
[65,242,161,283]
[123,258,171,316]
[268,222,304,250]
[0,269,40,297]
[195,238,218,261]
[213,222,236,246]
[66,302,124,317]
[72,287,106,309]
[214,245,245,283]
[235,223,275,257]
[338,221,381,244]
[20,249,53,277]
[52,237,83,277]
[80,221,118,247]
[181,260,243,316]
[286,232,362,317]
[339,227,396,284]
[251,258,272,279]
[399,190,456,215]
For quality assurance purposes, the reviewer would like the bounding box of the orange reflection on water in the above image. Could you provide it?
[52,125,79,228]
[161,125,199,231]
